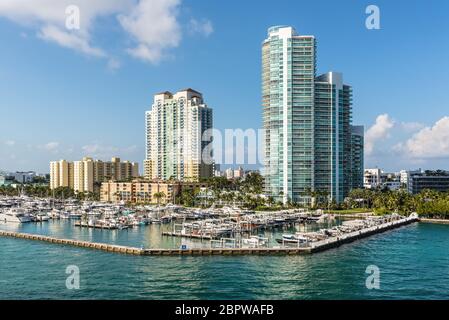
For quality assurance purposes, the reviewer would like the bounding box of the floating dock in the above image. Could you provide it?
[162,231,213,240]
[0,216,419,256]
[74,221,119,230]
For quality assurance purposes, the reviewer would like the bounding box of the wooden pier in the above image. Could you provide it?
[0,216,419,256]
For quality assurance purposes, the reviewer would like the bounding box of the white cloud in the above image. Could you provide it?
[400,121,425,133]
[395,116,449,158]
[43,142,59,151]
[107,57,121,71]
[188,18,213,37]
[0,0,213,65]
[0,0,129,61]
[365,114,395,155]
[4,140,16,146]
[38,24,106,57]
[118,0,182,63]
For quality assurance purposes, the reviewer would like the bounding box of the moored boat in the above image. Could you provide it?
[276,233,309,244]
[0,208,32,223]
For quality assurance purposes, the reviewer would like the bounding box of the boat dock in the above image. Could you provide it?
[419,218,449,225]
[74,221,121,230]
[0,230,143,255]
[162,231,213,240]
[0,215,419,256]
[308,214,418,253]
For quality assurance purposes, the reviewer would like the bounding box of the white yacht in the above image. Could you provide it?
[0,208,32,223]
[35,213,50,222]
[242,236,268,248]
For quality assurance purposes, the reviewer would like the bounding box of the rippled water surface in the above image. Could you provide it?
[1,221,448,299]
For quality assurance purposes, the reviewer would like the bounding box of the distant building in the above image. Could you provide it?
[0,175,15,186]
[233,166,244,179]
[101,180,208,204]
[364,168,382,189]
[407,171,449,194]
[364,168,401,191]
[213,164,221,177]
[50,157,139,193]
[11,171,36,184]
[144,88,213,182]
[382,180,401,191]
[400,169,422,189]
[225,168,234,180]
[214,167,250,180]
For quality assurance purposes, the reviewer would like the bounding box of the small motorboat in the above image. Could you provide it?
[242,235,267,248]
[160,215,172,224]
[276,233,309,244]
[36,213,50,222]
[69,212,82,220]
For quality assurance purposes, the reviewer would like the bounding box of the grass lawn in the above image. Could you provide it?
[327,208,373,214]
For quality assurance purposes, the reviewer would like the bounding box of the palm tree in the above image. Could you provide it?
[153,191,166,207]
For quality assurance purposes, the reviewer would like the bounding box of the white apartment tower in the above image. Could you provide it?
[144,89,213,182]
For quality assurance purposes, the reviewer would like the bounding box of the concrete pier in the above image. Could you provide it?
[308,215,418,253]
[0,216,419,256]
[419,218,449,225]
[0,230,144,255]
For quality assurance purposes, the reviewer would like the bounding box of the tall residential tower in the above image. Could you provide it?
[144,89,213,182]
[350,125,365,189]
[262,26,316,204]
[262,26,364,204]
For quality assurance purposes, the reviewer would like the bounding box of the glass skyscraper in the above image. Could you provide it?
[350,125,365,190]
[262,26,363,204]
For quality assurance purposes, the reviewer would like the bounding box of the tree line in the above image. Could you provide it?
[347,188,449,218]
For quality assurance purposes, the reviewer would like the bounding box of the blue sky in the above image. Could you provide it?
[1,0,449,174]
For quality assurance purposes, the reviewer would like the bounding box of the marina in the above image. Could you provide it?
[2,221,449,300]
[0,195,446,300]
[0,211,419,255]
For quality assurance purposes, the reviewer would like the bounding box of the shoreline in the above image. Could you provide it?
[419,218,449,225]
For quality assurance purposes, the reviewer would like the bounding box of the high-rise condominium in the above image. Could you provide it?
[262,26,364,204]
[50,160,74,190]
[350,125,364,190]
[144,88,213,182]
[314,72,353,203]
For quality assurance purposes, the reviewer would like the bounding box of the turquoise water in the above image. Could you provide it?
[0,219,336,249]
[1,221,449,299]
